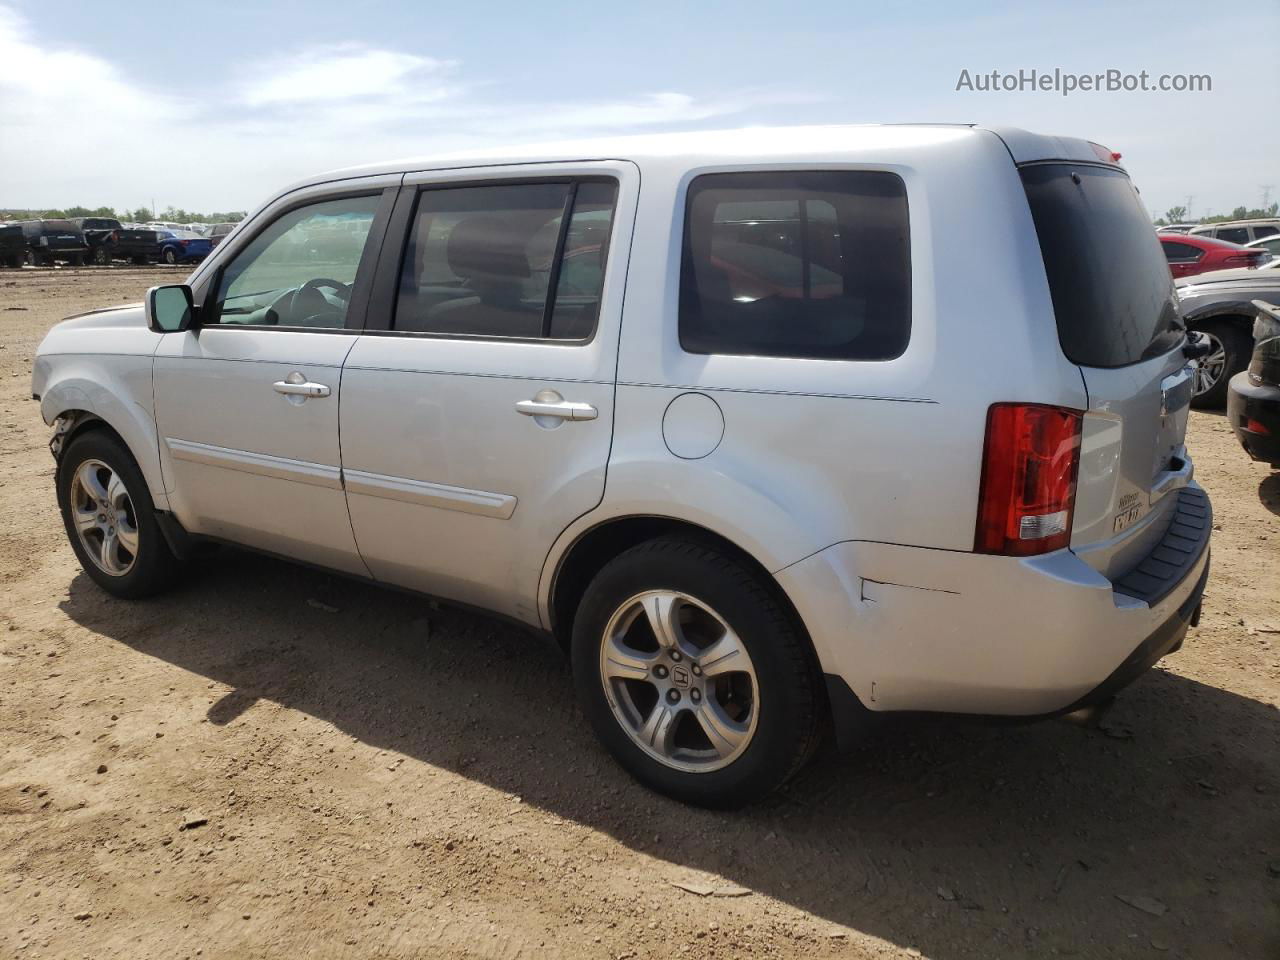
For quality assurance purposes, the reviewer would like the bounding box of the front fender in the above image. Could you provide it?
[1182,298,1261,325]
[35,355,168,510]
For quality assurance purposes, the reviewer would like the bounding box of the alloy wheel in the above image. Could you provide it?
[69,459,139,576]
[599,590,759,773]
[1191,332,1227,396]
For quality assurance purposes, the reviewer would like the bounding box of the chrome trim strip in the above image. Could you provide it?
[165,438,343,490]
[343,468,517,519]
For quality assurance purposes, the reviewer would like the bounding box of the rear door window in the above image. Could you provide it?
[1215,227,1249,244]
[1020,163,1181,368]
[679,171,910,360]
[394,179,618,340]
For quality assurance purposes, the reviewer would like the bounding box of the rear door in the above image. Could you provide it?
[338,162,637,622]
[1020,162,1195,579]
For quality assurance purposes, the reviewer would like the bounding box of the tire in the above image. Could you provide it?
[163,247,178,265]
[571,536,823,807]
[24,250,37,266]
[93,246,111,266]
[56,430,182,599]
[1190,320,1252,409]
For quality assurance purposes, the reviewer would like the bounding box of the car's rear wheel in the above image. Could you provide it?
[572,537,822,807]
[57,431,182,599]
[1190,320,1251,409]
[163,247,178,265]
[93,246,111,265]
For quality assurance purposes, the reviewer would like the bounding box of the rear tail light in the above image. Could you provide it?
[975,403,1083,556]
[1225,253,1265,267]
[1245,418,1271,436]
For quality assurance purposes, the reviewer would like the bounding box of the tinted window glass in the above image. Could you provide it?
[680,171,910,360]
[395,180,616,340]
[1020,164,1181,368]
[212,195,379,329]
[1216,227,1249,244]
[1161,241,1201,262]
[1254,226,1279,238]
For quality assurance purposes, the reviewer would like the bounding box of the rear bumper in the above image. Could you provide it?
[1227,372,1280,465]
[778,483,1212,723]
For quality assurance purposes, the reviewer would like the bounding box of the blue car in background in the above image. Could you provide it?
[156,229,213,265]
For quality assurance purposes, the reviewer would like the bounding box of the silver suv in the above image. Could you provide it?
[32,125,1212,806]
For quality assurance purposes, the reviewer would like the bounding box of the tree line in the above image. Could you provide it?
[1154,202,1279,226]
[0,205,246,224]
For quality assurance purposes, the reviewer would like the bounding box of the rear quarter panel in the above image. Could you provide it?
[561,129,1086,580]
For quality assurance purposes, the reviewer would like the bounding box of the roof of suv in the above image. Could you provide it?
[287,123,1112,196]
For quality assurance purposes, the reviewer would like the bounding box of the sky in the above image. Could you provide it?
[1,0,1276,219]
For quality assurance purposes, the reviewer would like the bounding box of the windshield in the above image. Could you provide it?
[1021,163,1182,368]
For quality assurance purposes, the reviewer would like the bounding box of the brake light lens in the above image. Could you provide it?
[975,403,1083,556]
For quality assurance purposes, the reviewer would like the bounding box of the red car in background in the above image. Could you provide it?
[1161,233,1268,278]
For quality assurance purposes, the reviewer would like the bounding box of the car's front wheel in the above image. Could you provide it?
[1190,320,1252,409]
[572,537,823,807]
[57,430,182,599]
[93,246,111,265]
[163,247,178,265]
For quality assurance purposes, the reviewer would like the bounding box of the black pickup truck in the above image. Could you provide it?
[70,217,166,265]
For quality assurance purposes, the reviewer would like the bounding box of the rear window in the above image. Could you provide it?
[680,171,910,361]
[1215,227,1249,245]
[1020,164,1181,368]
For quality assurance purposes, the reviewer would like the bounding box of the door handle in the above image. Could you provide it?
[515,389,597,422]
[273,371,331,399]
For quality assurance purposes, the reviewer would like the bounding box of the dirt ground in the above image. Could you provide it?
[0,267,1277,960]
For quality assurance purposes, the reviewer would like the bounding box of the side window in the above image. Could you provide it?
[1161,241,1202,262]
[1215,227,1249,244]
[210,195,380,329]
[680,171,910,361]
[1253,226,1279,239]
[394,179,618,340]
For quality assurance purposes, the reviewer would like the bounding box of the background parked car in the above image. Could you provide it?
[1189,219,1280,245]
[0,224,27,266]
[207,222,238,247]
[14,219,89,265]
[1177,265,1280,406]
[70,217,164,265]
[1160,233,1268,278]
[1157,223,1199,234]
[1227,299,1280,467]
[155,229,213,264]
[1245,234,1280,261]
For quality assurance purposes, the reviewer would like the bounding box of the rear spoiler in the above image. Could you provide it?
[984,127,1124,168]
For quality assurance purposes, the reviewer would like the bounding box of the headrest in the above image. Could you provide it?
[446,215,530,280]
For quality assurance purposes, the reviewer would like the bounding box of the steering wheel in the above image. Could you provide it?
[279,277,353,327]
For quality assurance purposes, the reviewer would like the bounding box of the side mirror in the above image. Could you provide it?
[145,284,196,333]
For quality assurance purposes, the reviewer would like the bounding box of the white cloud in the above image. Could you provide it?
[241,46,455,107]
[0,4,806,210]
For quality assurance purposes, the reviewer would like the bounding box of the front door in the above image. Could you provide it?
[339,163,637,622]
[153,186,395,575]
